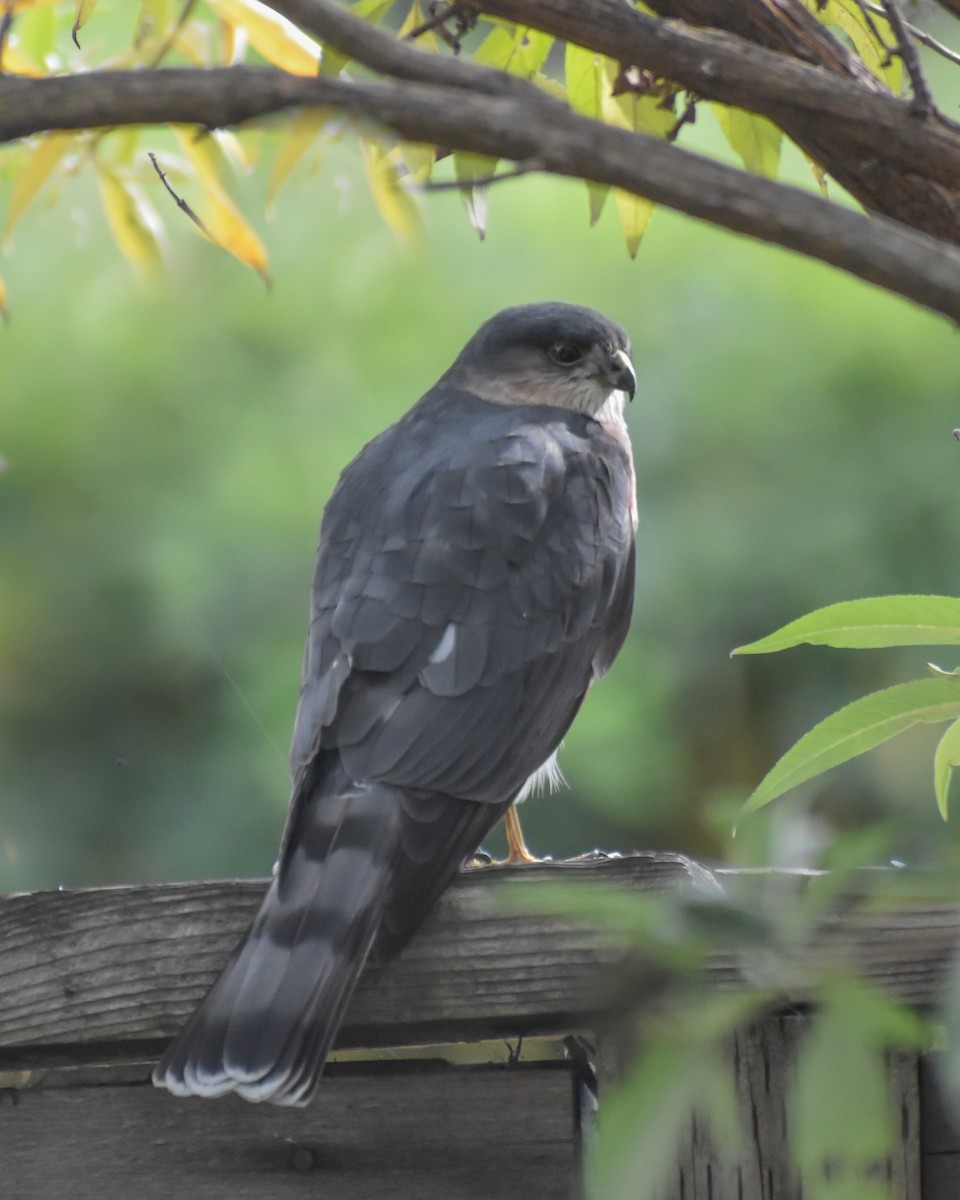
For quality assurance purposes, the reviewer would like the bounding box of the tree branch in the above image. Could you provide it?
[476,0,960,242]
[4,67,960,324]
[267,0,520,94]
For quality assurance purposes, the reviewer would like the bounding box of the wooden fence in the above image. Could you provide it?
[3,853,960,1198]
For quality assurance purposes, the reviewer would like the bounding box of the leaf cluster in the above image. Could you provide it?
[0,0,944,314]
[736,596,960,820]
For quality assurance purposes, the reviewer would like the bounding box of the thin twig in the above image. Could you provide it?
[879,0,936,115]
[147,151,211,238]
[405,2,477,52]
[859,0,960,70]
[411,158,542,191]
[667,94,698,143]
[853,0,890,55]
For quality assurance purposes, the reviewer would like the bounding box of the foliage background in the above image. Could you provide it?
[4,92,960,893]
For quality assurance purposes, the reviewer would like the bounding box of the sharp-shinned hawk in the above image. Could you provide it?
[153,301,638,1105]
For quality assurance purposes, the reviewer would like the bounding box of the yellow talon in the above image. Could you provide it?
[503,804,541,864]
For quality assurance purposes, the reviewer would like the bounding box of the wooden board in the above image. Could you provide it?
[599,1014,921,1200]
[920,1054,960,1200]
[0,854,710,1057]
[3,856,958,1063]
[4,1061,578,1200]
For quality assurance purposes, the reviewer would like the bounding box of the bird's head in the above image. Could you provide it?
[444,302,635,419]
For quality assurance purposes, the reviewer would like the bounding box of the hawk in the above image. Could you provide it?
[153,302,638,1105]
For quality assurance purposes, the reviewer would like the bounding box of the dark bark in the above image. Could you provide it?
[4,0,960,320]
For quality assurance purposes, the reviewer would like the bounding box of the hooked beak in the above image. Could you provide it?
[609,347,636,401]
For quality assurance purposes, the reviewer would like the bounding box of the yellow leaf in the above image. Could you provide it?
[598,65,668,254]
[532,71,566,103]
[108,127,141,167]
[173,128,271,283]
[397,0,437,51]
[219,15,247,64]
[12,3,55,66]
[814,0,903,92]
[602,80,675,140]
[397,141,435,187]
[205,0,319,75]
[361,139,421,245]
[133,0,173,52]
[0,39,44,75]
[805,152,830,198]
[474,22,551,79]
[0,270,9,324]
[3,131,75,247]
[215,129,255,173]
[97,168,165,283]
[565,42,606,121]
[177,127,243,195]
[72,0,98,47]
[586,182,609,227]
[614,188,655,258]
[172,22,211,66]
[565,43,613,223]
[266,108,328,213]
[714,105,782,177]
[349,0,399,21]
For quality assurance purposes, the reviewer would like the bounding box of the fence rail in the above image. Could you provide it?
[3,854,960,1198]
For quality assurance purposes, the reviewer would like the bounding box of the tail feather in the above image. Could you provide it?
[153,777,400,1105]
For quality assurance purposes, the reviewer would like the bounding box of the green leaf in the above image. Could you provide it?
[935,716,960,819]
[563,44,610,224]
[714,105,782,177]
[598,63,673,257]
[474,24,552,78]
[740,677,960,817]
[15,4,56,64]
[508,28,552,78]
[613,189,655,258]
[733,595,960,655]
[564,42,605,119]
[361,139,422,245]
[793,977,923,1196]
[817,0,903,93]
[590,992,762,1200]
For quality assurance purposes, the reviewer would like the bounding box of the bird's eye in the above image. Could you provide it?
[549,342,584,366]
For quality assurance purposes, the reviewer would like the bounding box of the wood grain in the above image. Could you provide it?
[2,856,959,1062]
[3,1062,577,1200]
[0,854,705,1057]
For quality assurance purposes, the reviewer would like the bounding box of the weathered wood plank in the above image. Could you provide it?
[1,856,958,1060]
[3,1061,577,1200]
[0,854,710,1056]
[920,1054,960,1200]
[602,1015,921,1200]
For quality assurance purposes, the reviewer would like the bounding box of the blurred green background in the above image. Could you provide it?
[4,112,960,892]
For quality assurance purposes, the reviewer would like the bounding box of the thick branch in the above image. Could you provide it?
[271,0,960,196]
[477,0,960,241]
[268,0,520,94]
[4,68,960,324]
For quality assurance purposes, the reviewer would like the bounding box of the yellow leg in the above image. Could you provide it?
[503,804,540,864]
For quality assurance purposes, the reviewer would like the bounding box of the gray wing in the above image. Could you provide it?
[289,388,636,805]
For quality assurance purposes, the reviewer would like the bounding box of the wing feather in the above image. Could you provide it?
[289,389,635,806]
